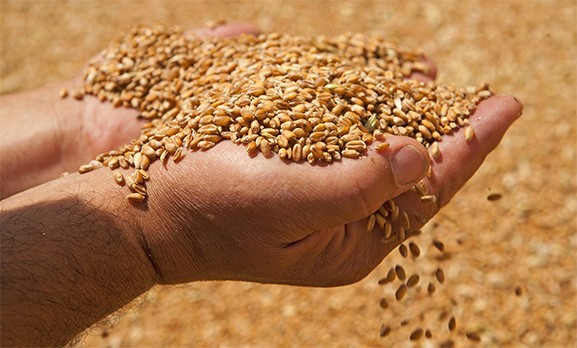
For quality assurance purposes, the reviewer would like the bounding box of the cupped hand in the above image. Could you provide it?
[64,23,262,170]
[135,68,521,287]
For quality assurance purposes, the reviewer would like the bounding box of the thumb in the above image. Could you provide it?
[286,135,430,232]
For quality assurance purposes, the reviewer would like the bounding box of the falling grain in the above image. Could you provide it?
[406,274,420,288]
[487,192,503,201]
[448,316,456,331]
[420,195,437,203]
[435,267,445,284]
[379,324,391,337]
[395,284,407,301]
[433,239,445,252]
[399,244,408,258]
[366,214,376,231]
[466,332,481,342]
[410,328,424,341]
[464,126,475,141]
[126,192,146,202]
[114,171,125,186]
[395,265,406,281]
[409,242,421,257]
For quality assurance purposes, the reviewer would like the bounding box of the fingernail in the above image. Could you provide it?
[391,145,428,186]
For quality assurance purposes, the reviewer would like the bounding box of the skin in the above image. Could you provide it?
[0,24,522,346]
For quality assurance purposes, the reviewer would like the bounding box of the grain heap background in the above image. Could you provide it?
[1,1,575,347]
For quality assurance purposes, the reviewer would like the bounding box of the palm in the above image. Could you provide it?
[142,93,520,287]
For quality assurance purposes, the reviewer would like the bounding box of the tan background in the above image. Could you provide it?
[1,0,576,347]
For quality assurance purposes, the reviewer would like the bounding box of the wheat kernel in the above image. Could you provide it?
[420,195,437,203]
[433,240,445,252]
[466,332,481,342]
[406,274,420,288]
[395,284,407,301]
[435,267,445,284]
[366,214,376,231]
[448,316,456,331]
[464,126,475,141]
[379,324,391,337]
[126,192,145,202]
[410,328,424,341]
[399,244,408,258]
[409,242,421,257]
[395,265,406,281]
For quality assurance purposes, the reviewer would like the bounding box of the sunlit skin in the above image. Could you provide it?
[0,24,522,346]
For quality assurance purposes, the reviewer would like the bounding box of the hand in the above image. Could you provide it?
[129,77,522,287]
[0,23,260,198]
[0,26,522,347]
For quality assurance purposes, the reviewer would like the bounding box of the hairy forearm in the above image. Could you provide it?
[0,171,155,346]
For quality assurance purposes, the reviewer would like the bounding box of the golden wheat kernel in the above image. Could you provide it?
[410,328,424,341]
[126,192,146,203]
[72,91,83,100]
[113,171,125,186]
[435,267,445,284]
[382,222,392,239]
[379,298,388,309]
[395,265,406,281]
[464,126,475,141]
[386,267,396,282]
[431,141,441,159]
[420,195,437,203]
[366,214,376,232]
[408,242,421,257]
[140,155,151,170]
[465,332,481,343]
[406,274,420,288]
[379,324,391,338]
[433,240,445,252]
[448,316,456,331]
[132,170,143,185]
[78,164,94,174]
[390,205,400,221]
[59,88,69,99]
[341,149,360,159]
[400,211,411,230]
[260,140,272,157]
[399,244,408,258]
[377,277,387,285]
[375,213,386,231]
[118,157,129,169]
[345,140,367,152]
[245,141,257,154]
[427,282,436,294]
[395,284,407,301]
[414,181,427,196]
[375,142,390,153]
[487,192,503,201]
[138,169,149,181]
[172,147,185,162]
[129,178,146,193]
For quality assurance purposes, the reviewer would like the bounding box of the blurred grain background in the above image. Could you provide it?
[1,1,575,347]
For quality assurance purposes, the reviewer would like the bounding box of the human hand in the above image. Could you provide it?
[125,77,522,287]
[0,23,260,198]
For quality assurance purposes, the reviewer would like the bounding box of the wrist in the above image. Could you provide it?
[0,169,156,346]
